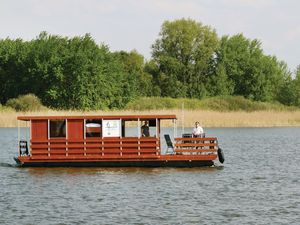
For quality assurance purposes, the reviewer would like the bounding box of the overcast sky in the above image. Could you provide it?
[0,0,299,71]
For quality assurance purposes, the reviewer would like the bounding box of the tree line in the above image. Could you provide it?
[0,18,300,110]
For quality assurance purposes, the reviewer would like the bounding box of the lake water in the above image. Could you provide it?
[0,127,299,225]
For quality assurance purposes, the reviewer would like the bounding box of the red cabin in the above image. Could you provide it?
[15,114,224,167]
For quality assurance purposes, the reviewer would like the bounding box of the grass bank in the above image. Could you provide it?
[1,96,300,127]
[1,109,300,128]
[125,96,297,111]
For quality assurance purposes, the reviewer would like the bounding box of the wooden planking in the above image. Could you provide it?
[68,119,84,140]
[173,136,219,155]
[18,114,176,121]
[30,154,160,160]
[175,148,218,153]
[31,120,48,140]
[31,138,159,148]
[175,143,217,147]
[30,137,160,159]
[175,137,217,141]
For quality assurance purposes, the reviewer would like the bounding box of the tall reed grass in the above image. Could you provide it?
[1,109,300,127]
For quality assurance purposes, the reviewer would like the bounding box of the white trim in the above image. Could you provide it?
[47,119,50,140]
[138,118,140,138]
[101,119,103,138]
[119,119,122,139]
[156,118,158,138]
[65,119,68,140]
[84,119,86,139]
[65,119,68,156]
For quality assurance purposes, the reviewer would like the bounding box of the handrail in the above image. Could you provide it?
[29,137,160,157]
[174,137,219,155]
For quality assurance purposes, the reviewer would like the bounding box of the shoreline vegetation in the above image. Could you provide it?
[1,19,300,128]
[1,96,300,127]
[1,110,300,128]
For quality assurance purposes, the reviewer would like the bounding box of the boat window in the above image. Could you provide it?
[86,119,102,138]
[50,120,66,138]
[122,120,139,137]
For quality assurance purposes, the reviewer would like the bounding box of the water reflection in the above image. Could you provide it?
[23,165,222,176]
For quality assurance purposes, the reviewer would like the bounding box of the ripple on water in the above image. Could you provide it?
[1,127,300,224]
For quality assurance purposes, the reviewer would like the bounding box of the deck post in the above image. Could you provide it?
[84,119,86,156]
[101,119,104,156]
[138,118,140,155]
[120,119,122,156]
[66,119,68,157]
[29,120,32,156]
[47,119,50,157]
[17,120,20,156]
[156,118,159,155]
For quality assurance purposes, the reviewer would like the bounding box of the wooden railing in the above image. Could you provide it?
[174,137,218,155]
[29,137,160,159]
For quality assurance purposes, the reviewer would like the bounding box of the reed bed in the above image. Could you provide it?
[1,109,300,127]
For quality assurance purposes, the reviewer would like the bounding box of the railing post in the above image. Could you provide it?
[138,119,140,156]
[17,120,20,156]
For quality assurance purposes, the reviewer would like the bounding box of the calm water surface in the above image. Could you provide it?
[0,127,299,225]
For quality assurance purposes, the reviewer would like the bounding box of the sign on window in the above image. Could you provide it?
[103,120,120,137]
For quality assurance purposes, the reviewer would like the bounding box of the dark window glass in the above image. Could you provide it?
[50,120,66,138]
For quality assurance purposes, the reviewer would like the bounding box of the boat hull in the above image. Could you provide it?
[14,157,214,167]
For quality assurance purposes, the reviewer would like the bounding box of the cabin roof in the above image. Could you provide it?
[17,114,177,121]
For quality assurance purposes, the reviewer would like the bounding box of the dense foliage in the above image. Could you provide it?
[0,33,143,109]
[6,94,45,111]
[0,18,299,110]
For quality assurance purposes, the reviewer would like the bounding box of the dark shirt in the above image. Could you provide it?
[141,125,150,137]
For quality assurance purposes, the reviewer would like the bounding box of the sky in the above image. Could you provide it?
[0,0,299,71]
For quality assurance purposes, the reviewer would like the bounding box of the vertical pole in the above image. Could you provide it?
[84,119,86,156]
[182,102,184,135]
[17,120,20,156]
[138,119,140,138]
[47,119,50,157]
[173,119,176,139]
[175,119,177,138]
[138,118,140,155]
[84,119,86,139]
[65,119,68,156]
[156,118,159,155]
[47,119,50,140]
[25,121,28,141]
[120,119,122,156]
[101,119,104,156]
[65,119,68,139]
[29,120,32,156]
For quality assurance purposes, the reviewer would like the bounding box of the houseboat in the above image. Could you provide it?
[14,114,224,167]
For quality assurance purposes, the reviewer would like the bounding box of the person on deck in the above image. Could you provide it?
[192,121,204,138]
[141,121,150,137]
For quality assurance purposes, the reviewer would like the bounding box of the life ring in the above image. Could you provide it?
[217,148,225,163]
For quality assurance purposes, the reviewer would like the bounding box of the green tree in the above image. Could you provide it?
[291,65,300,106]
[113,50,153,99]
[0,32,135,110]
[151,18,219,98]
[0,38,31,103]
[215,34,286,102]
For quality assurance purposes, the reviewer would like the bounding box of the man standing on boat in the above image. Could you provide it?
[192,121,204,138]
[141,121,150,137]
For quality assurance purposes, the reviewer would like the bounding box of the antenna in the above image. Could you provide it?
[182,102,184,134]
